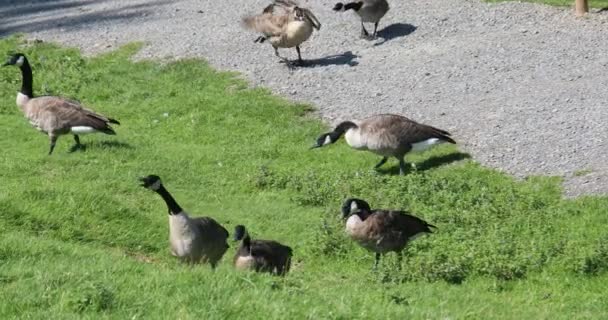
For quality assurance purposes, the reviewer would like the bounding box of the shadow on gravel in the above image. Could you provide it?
[376,152,471,175]
[374,23,417,46]
[302,51,359,68]
[0,0,171,36]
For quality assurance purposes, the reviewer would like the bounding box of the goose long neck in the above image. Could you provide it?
[242,233,251,253]
[334,121,357,135]
[19,58,33,98]
[355,210,372,221]
[155,185,183,215]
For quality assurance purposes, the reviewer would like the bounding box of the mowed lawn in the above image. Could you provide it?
[0,36,607,319]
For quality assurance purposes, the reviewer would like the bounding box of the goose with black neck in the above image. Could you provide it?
[139,175,229,267]
[2,53,120,155]
[312,114,457,175]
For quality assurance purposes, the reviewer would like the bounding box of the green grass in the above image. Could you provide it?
[1,36,608,319]
[486,0,608,9]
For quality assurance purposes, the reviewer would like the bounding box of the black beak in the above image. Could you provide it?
[138,177,147,187]
[341,205,350,218]
[1,62,9,67]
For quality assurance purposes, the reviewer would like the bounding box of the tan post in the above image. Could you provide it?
[575,0,589,16]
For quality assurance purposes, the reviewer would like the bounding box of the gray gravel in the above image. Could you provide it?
[2,0,607,197]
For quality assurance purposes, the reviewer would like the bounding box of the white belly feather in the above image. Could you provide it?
[169,213,196,257]
[70,126,98,134]
[16,92,30,108]
[411,138,442,152]
[344,129,367,150]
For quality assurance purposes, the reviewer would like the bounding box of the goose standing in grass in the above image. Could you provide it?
[139,175,229,267]
[242,0,321,66]
[341,198,436,269]
[2,53,120,155]
[333,0,389,40]
[311,114,456,175]
[233,225,293,276]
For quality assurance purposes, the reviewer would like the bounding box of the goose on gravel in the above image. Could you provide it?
[139,175,229,268]
[341,198,436,269]
[333,0,389,40]
[242,0,321,66]
[3,53,120,155]
[311,114,456,175]
[233,225,293,276]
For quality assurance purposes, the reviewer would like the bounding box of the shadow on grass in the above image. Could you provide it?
[376,152,472,175]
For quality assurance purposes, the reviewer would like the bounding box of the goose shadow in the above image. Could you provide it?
[299,51,359,68]
[375,152,471,175]
[374,23,417,46]
[70,140,134,153]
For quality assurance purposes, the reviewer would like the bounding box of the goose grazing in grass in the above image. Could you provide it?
[311,114,456,175]
[243,0,321,66]
[341,198,436,269]
[333,0,389,40]
[233,225,293,275]
[2,53,120,155]
[139,175,229,267]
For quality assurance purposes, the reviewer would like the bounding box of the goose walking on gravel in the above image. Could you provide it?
[233,225,293,276]
[242,0,321,66]
[2,53,120,155]
[333,0,389,40]
[139,175,229,267]
[311,114,456,175]
[341,198,436,269]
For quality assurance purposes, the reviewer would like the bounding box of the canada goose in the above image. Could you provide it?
[311,114,456,175]
[243,0,321,66]
[233,225,293,276]
[139,175,229,267]
[333,0,389,39]
[341,198,436,269]
[2,53,120,155]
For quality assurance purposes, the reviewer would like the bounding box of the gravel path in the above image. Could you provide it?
[2,0,607,196]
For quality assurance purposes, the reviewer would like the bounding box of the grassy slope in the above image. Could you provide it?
[0,37,607,319]
[486,0,608,8]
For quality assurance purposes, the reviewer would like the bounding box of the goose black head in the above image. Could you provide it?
[310,131,341,149]
[293,7,305,21]
[3,53,26,67]
[139,175,162,191]
[341,198,371,219]
[234,225,248,241]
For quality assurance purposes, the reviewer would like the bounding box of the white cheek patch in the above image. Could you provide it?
[323,135,332,145]
[149,179,161,191]
[350,201,359,212]
[16,56,24,66]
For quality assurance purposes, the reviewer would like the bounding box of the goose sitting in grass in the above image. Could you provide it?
[341,198,436,269]
[233,225,293,276]
[2,53,120,155]
[242,0,321,66]
[139,175,229,267]
[312,114,456,175]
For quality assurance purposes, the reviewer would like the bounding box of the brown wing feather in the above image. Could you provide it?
[192,216,229,240]
[242,12,289,36]
[366,209,434,251]
[30,96,118,134]
[362,114,455,145]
